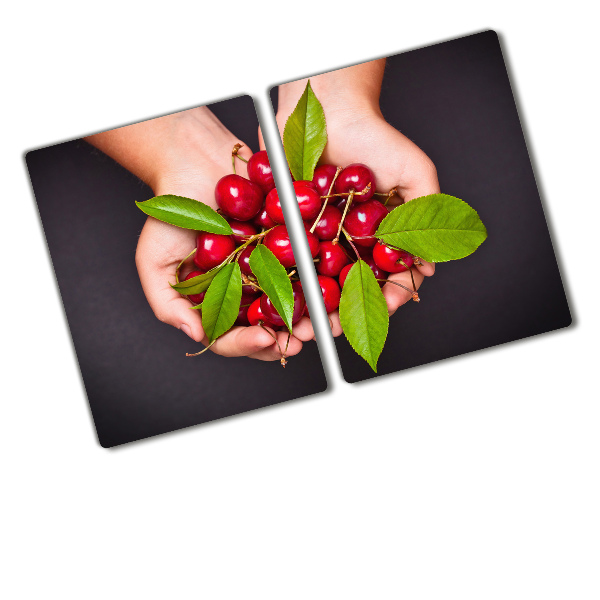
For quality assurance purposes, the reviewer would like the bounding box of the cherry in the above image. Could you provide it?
[215,174,264,221]
[317,275,341,313]
[317,241,350,277]
[235,303,250,326]
[338,263,353,288]
[364,255,389,282]
[334,163,376,202]
[372,241,414,273]
[333,196,349,212]
[293,180,318,193]
[241,291,259,305]
[313,205,342,241]
[183,270,207,304]
[246,150,275,194]
[294,181,322,221]
[248,297,272,326]
[260,281,306,326]
[228,220,258,244]
[312,164,338,196]
[194,232,235,271]
[344,200,388,247]
[303,222,321,258]
[263,225,296,268]
[253,206,276,230]
[264,187,285,224]
[238,245,255,276]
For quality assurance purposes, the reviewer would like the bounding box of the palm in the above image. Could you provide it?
[322,114,439,203]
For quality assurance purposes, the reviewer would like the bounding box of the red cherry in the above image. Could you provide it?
[303,222,320,258]
[313,205,342,241]
[294,181,321,221]
[260,281,306,326]
[338,263,353,288]
[235,303,250,326]
[334,163,376,202]
[238,245,255,276]
[317,275,341,313]
[265,187,285,224]
[372,241,414,273]
[253,206,277,230]
[247,150,275,194]
[194,232,235,271]
[344,200,388,247]
[312,164,338,196]
[294,180,318,193]
[241,291,259,305]
[215,174,264,221]
[333,196,349,212]
[248,297,271,326]
[317,241,350,277]
[228,219,258,245]
[364,255,389,282]
[263,225,295,268]
[183,270,207,304]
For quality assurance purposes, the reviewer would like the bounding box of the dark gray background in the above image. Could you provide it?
[26,95,328,448]
[271,30,571,383]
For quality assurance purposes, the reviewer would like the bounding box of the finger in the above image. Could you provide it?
[258,126,266,152]
[291,316,315,342]
[395,155,439,278]
[414,258,435,277]
[137,253,205,342]
[208,325,278,357]
[328,312,344,337]
[248,330,303,362]
[382,269,425,316]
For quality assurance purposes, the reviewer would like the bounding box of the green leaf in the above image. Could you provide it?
[375,194,487,262]
[171,264,226,295]
[283,80,327,181]
[249,245,294,332]
[200,263,242,343]
[136,195,233,234]
[339,260,389,372]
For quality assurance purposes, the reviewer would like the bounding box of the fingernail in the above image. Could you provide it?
[180,324,194,340]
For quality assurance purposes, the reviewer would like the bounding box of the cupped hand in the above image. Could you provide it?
[129,110,306,360]
[261,108,439,337]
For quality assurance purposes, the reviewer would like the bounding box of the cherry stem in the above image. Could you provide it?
[377,278,420,301]
[341,227,361,261]
[175,247,198,284]
[226,228,273,265]
[333,189,354,244]
[384,187,398,206]
[310,166,343,234]
[259,322,288,366]
[319,183,371,200]
[186,339,217,357]
[231,143,247,174]
[241,274,264,293]
[398,261,417,293]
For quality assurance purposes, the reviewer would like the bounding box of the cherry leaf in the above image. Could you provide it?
[170,264,225,296]
[136,195,233,234]
[339,260,389,372]
[249,245,294,332]
[200,263,242,343]
[375,194,487,262]
[283,80,327,182]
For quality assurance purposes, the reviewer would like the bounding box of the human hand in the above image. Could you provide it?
[261,68,438,336]
[87,108,307,360]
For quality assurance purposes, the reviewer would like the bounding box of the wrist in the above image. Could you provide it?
[277,60,385,123]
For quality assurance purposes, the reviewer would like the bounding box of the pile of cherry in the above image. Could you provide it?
[182,150,415,330]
